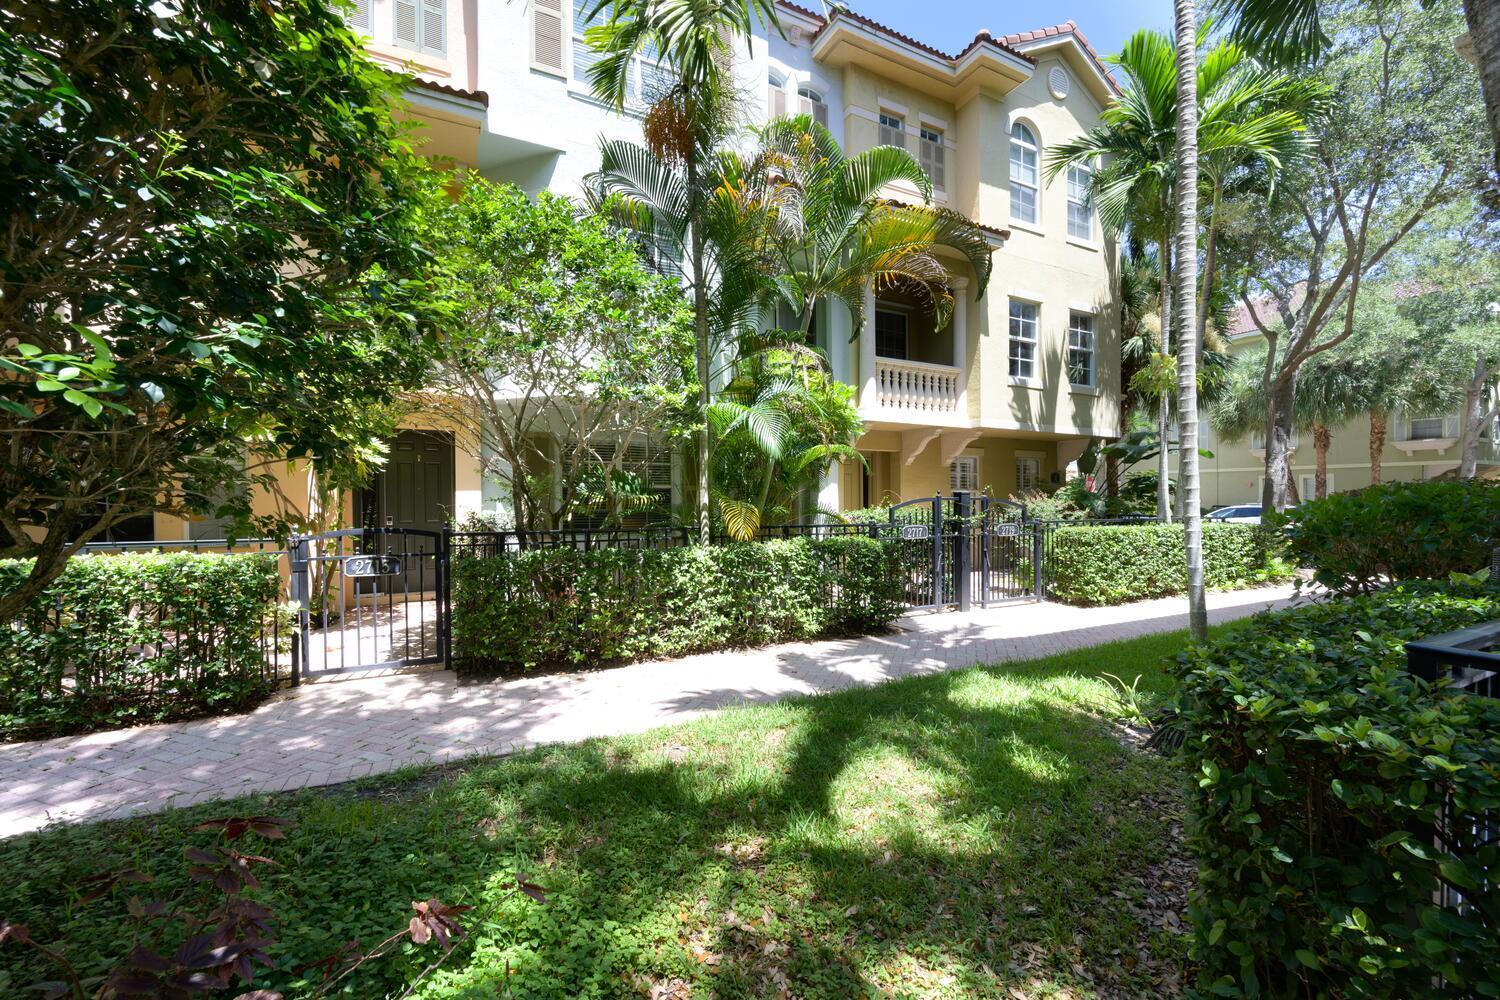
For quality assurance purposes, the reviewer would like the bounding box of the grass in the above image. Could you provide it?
[0,627,1233,999]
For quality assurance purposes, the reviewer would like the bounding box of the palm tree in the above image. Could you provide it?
[752,116,994,340]
[582,0,780,545]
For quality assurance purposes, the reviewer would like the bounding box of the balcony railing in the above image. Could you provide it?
[875,357,961,415]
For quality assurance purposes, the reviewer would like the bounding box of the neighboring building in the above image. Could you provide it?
[1197,300,1500,508]
[145,1,1126,540]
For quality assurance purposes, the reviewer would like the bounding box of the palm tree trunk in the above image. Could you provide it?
[1173,0,1207,641]
[1313,422,1330,499]
[1369,410,1386,485]
[1196,179,1221,349]
[688,155,712,545]
[1157,238,1173,524]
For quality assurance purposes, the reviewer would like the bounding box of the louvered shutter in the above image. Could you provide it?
[768,85,787,119]
[420,0,445,54]
[349,0,371,31]
[921,140,945,189]
[394,0,419,48]
[812,100,828,128]
[532,0,563,70]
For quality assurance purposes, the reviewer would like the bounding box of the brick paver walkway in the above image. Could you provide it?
[0,586,1300,837]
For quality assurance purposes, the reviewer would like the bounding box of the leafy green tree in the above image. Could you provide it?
[0,0,441,621]
[582,0,780,544]
[1231,0,1486,512]
[709,349,862,539]
[423,180,695,531]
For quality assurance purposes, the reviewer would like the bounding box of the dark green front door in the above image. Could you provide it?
[372,429,453,593]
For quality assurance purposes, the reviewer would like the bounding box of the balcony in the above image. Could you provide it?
[875,357,962,416]
[1393,414,1460,455]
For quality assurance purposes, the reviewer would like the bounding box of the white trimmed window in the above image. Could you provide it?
[1066,162,1093,239]
[768,71,788,118]
[394,0,445,56]
[1008,300,1038,379]
[1067,311,1095,387]
[878,112,906,149]
[573,0,665,104]
[919,125,945,189]
[1009,122,1039,224]
[797,86,828,127]
[1015,457,1041,493]
[950,456,979,493]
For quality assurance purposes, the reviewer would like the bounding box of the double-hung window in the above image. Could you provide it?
[1066,161,1093,239]
[1067,312,1095,387]
[1015,457,1041,493]
[1008,300,1038,379]
[878,112,906,149]
[1009,122,1039,224]
[797,87,828,127]
[949,456,979,493]
[574,0,665,105]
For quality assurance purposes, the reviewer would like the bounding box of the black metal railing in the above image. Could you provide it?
[1405,617,1499,936]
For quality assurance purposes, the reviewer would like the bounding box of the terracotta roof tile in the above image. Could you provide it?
[997,20,1121,93]
[407,76,490,108]
[774,1,1034,66]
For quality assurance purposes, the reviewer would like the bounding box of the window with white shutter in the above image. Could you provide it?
[878,112,905,149]
[768,71,787,118]
[532,0,564,72]
[393,0,444,55]
[349,0,371,32]
[919,125,944,189]
[797,87,828,127]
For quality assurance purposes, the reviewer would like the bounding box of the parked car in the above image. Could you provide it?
[1207,504,1263,525]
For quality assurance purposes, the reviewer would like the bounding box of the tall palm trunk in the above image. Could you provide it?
[1173,0,1207,640]
[1157,238,1173,524]
[688,154,712,545]
[1368,410,1386,484]
[1312,422,1330,499]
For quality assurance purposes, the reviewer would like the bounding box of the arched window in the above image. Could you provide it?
[1009,122,1039,225]
[767,70,787,118]
[797,86,828,127]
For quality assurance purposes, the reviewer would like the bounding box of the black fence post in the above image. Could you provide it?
[954,490,971,612]
[440,526,453,669]
[931,495,944,608]
[1032,521,1045,599]
[288,534,309,687]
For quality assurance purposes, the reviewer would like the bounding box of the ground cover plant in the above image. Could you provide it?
[0,629,1215,998]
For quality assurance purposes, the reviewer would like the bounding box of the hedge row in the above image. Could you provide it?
[451,536,904,672]
[1044,523,1289,605]
[1172,582,1500,997]
[1276,478,1500,594]
[0,553,287,741]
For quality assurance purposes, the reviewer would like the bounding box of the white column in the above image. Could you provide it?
[951,276,969,420]
[860,282,877,410]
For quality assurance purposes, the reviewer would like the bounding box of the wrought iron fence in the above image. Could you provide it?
[1405,617,1499,936]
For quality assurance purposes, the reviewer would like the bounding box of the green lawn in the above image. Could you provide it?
[0,627,1229,999]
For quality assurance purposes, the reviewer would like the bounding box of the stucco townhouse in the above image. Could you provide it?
[136,0,1127,542]
[1197,297,1500,509]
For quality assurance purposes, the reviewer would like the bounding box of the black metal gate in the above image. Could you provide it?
[887,492,1039,612]
[289,527,448,681]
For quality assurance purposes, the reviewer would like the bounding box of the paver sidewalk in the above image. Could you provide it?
[0,586,1300,837]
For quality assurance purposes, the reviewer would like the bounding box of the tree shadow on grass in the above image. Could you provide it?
[0,656,1191,999]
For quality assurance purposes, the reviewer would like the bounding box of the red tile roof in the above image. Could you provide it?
[408,76,490,108]
[775,1,1034,66]
[998,21,1121,93]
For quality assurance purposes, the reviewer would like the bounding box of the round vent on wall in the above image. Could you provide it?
[1048,66,1070,100]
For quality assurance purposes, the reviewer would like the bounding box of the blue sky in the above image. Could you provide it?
[823,0,1172,63]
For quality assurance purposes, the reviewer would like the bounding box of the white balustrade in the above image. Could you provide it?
[875,357,961,414]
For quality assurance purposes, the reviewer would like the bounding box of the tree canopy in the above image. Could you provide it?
[0,0,444,617]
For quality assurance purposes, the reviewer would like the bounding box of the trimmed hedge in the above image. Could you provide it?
[1044,523,1289,605]
[1172,583,1500,997]
[0,553,286,741]
[451,536,903,672]
[1275,479,1500,594]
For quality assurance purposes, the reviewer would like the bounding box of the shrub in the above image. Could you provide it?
[1171,582,1500,997]
[451,537,903,672]
[1044,523,1289,605]
[0,552,286,740]
[1274,479,1500,594]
